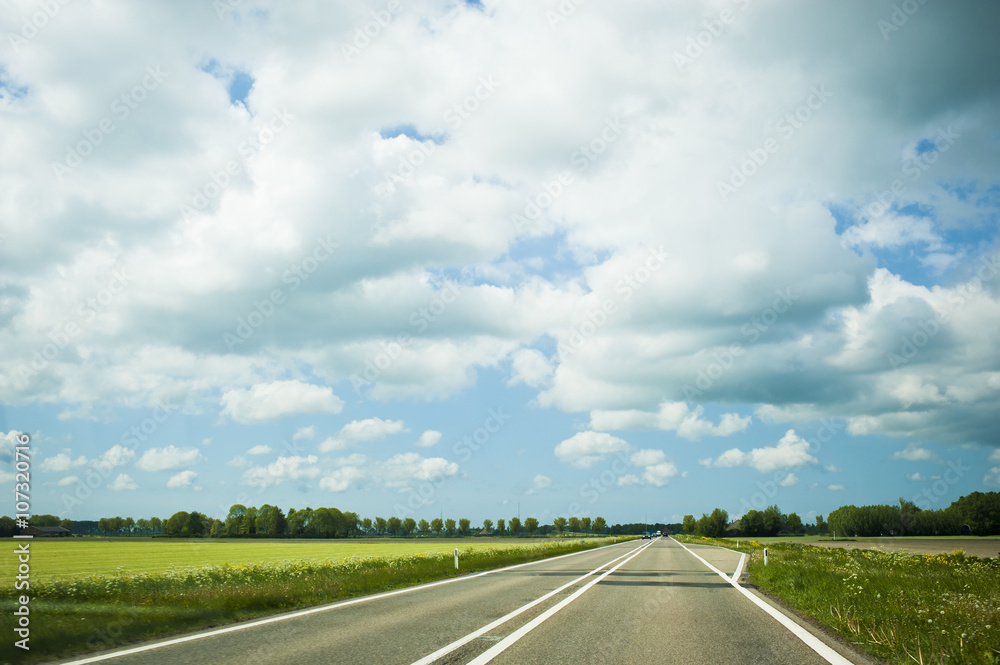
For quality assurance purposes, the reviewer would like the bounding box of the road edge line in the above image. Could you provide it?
[670,537,856,665]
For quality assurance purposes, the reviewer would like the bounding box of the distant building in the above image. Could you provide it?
[20,526,71,537]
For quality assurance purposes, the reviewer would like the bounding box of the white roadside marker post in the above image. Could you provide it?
[454,548,459,570]
[764,548,768,566]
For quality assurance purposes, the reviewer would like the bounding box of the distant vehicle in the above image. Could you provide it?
[641,532,652,539]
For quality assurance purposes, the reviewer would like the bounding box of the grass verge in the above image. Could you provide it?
[1,538,625,664]
[675,535,1000,665]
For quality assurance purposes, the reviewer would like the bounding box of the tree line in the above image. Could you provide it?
[827,492,1000,537]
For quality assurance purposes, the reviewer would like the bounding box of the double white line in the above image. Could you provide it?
[409,538,656,665]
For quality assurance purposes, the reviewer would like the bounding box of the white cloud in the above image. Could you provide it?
[109,473,138,491]
[378,453,459,488]
[319,417,407,452]
[40,452,88,472]
[642,462,678,487]
[293,426,316,441]
[57,475,79,486]
[136,446,203,472]
[554,431,630,469]
[824,464,841,473]
[828,484,846,491]
[630,449,666,467]
[241,455,320,488]
[320,466,366,492]
[220,381,344,424]
[508,348,554,388]
[415,430,442,448]
[590,402,751,441]
[227,455,248,468]
[96,444,135,470]
[892,444,935,462]
[246,445,272,455]
[167,470,197,489]
[780,473,800,487]
[983,468,1000,487]
[703,430,818,473]
[989,450,1000,464]
[526,474,551,494]
[907,472,926,481]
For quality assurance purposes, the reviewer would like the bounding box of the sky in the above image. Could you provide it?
[1,0,999,528]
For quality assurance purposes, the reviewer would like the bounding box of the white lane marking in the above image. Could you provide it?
[732,552,747,581]
[670,538,856,665]
[465,539,657,665]
[407,542,646,665]
[61,541,638,665]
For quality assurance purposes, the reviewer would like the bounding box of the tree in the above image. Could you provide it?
[459,518,471,535]
[374,517,388,535]
[288,508,311,537]
[509,517,521,535]
[387,516,403,536]
[418,519,430,534]
[60,518,74,533]
[165,511,189,537]
[682,515,696,533]
[403,518,417,535]
[242,506,259,536]
[186,511,207,537]
[592,516,607,533]
[524,517,539,535]
[695,508,728,538]
[567,517,580,533]
[741,510,764,536]
[815,514,825,531]
[362,517,373,534]
[445,518,457,536]
[786,513,803,534]
[431,517,444,534]
[497,518,506,535]
[553,517,568,534]
[0,516,15,538]
[209,519,224,538]
[761,505,784,536]
[580,516,591,533]
[149,517,163,534]
[483,519,494,533]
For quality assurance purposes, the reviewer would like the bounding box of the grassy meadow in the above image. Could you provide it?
[1,537,622,664]
[677,536,1000,665]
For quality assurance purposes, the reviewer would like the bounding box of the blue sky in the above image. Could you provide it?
[1,0,999,527]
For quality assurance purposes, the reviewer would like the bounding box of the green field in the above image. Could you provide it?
[5,537,546,582]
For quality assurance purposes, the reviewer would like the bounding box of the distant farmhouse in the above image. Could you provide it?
[20,526,72,537]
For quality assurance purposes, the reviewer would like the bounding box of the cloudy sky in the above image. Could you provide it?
[2,0,999,527]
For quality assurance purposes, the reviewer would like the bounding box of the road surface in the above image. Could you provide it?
[59,538,875,665]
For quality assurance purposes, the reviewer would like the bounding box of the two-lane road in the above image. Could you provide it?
[61,538,873,665]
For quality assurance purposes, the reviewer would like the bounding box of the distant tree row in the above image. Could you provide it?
[828,493,1000,537]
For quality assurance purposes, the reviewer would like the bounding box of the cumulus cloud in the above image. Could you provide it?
[526,474,551,494]
[590,402,751,441]
[167,470,197,489]
[554,431,630,469]
[415,430,442,447]
[220,381,344,424]
[320,466,366,492]
[57,475,79,486]
[241,455,320,488]
[378,453,459,488]
[96,444,135,470]
[319,417,407,452]
[892,444,936,462]
[246,445,272,455]
[701,430,818,473]
[136,446,204,472]
[907,472,926,481]
[293,426,316,441]
[39,452,88,472]
[109,474,138,491]
[780,473,800,487]
[508,349,554,388]
[828,484,846,491]
[984,468,1000,487]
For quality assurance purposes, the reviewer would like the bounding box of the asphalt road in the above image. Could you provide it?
[60,538,874,665]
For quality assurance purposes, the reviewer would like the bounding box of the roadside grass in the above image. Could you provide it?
[0,538,624,664]
[675,535,1000,665]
